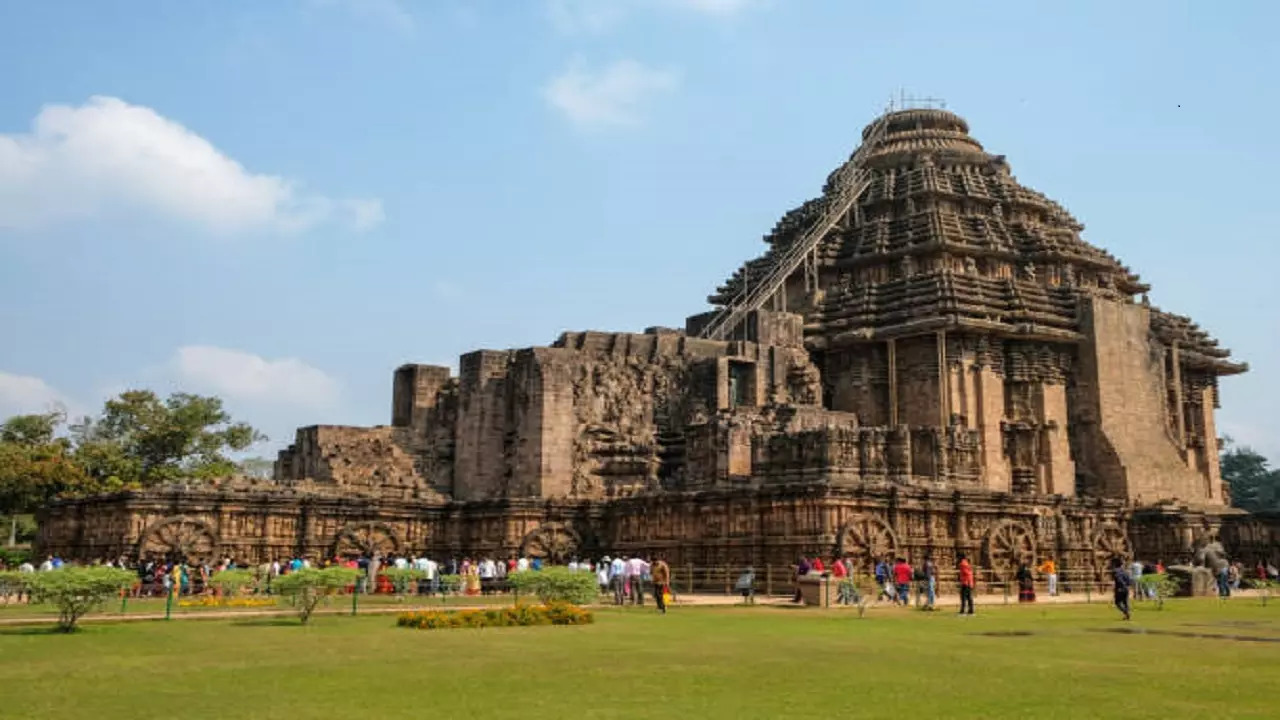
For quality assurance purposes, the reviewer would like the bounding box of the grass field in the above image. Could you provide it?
[2,599,1277,719]
[0,591,511,617]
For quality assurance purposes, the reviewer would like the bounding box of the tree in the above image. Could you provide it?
[1137,573,1182,610]
[271,567,360,624]
[0,412,91,546]
[237,457,275,480]
[1220,438,1280,513]
[69,390,265,488]
[22,566,137,632]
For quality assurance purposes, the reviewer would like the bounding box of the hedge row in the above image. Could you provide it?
[177,596,277,609]
[397,602,594,630]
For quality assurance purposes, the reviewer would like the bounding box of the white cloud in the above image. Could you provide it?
[0,96,382,235]
[308,0,415,33]
[0,371,75,420]
[547,0,629,34]
[545,59,679,129]
[547,0,755,33]
[171,346,340,412]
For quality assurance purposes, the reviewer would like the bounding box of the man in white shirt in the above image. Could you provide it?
[610,556,626,605]
[625,557,649,606]
[517,556,530,572]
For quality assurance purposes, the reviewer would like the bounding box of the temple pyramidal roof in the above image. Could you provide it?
[709,108,1245,374]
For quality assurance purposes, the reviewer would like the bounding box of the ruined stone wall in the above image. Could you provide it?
[1075,297,1216,505]
[274,425,438,500]
[445,314,821,502]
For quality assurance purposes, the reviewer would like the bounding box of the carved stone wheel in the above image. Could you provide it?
[984,521,1037,578]
[333,521,398,559]
[138,517,218,562]
[835,515,899,571]
[1091,525,1131,571]
[520,524,580,564]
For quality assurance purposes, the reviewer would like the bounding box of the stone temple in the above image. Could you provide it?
[39,106,1278,581]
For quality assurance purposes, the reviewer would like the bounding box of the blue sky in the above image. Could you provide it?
[1,0,1276,462]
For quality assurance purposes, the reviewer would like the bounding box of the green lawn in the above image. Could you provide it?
[2,599,1277,719]
[0,591,511,617]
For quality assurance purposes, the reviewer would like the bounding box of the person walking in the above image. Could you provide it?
[1112,556,1132,620]
[957,553,975,615]
[651,556,671,614]
[1038,557,1058,597]
[610,555,626,605]
[892,557,912,606]
[923,556,937,610]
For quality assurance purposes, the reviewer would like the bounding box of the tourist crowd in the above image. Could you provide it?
[0,552,677,613]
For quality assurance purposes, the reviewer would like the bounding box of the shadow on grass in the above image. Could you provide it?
[1090,627,1280,643]
[229,618,304,628]
[0,625,80,636]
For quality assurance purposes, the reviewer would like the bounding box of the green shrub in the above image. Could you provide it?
[397,601,593,630]
[437,574,462,595]
[507,567,598,605]
[0,570,27,599]
[1251,578,1277,606]
[1137,572,1183,610]
[206,569,256,597]
[381,568,426,599]
[271,566,360,624]
[23,566,136,632]
[0,546,33,567]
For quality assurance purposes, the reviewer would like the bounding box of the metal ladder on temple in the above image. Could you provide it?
[697,112,891,342]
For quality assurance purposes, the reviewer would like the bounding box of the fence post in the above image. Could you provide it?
[165,589,173,621]
[1085,574,1091,604]
[1003,577,1010,605]
[119,588,128,615]
[351,579,359,616]
[686,563,693,595]
[724,566,731,595]
[766,565,773,596]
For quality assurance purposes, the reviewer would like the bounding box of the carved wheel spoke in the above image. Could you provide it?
[140,518,217,562]
[986,522,1035,577]
[837,516,898,571]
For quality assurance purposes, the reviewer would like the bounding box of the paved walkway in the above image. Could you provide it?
[0,589,1265,626]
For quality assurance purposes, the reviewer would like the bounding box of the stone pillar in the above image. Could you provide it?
[937,330,949,428]
[1193,384,1222,502]
[1038,383,1075,496]
[392,364,452,429]
[975,366,1009,492]
[455,350,512,501]
[887,339,899,425]
[1170,343,1186,449]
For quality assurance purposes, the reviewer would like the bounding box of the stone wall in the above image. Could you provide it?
[38,483,1280,583]
[1075,297,1215,505]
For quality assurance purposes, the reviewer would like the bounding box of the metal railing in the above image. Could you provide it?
[697,112,889,341]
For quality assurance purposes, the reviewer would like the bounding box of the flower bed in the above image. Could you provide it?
[178,596,277,609]
[397,602,593,630]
